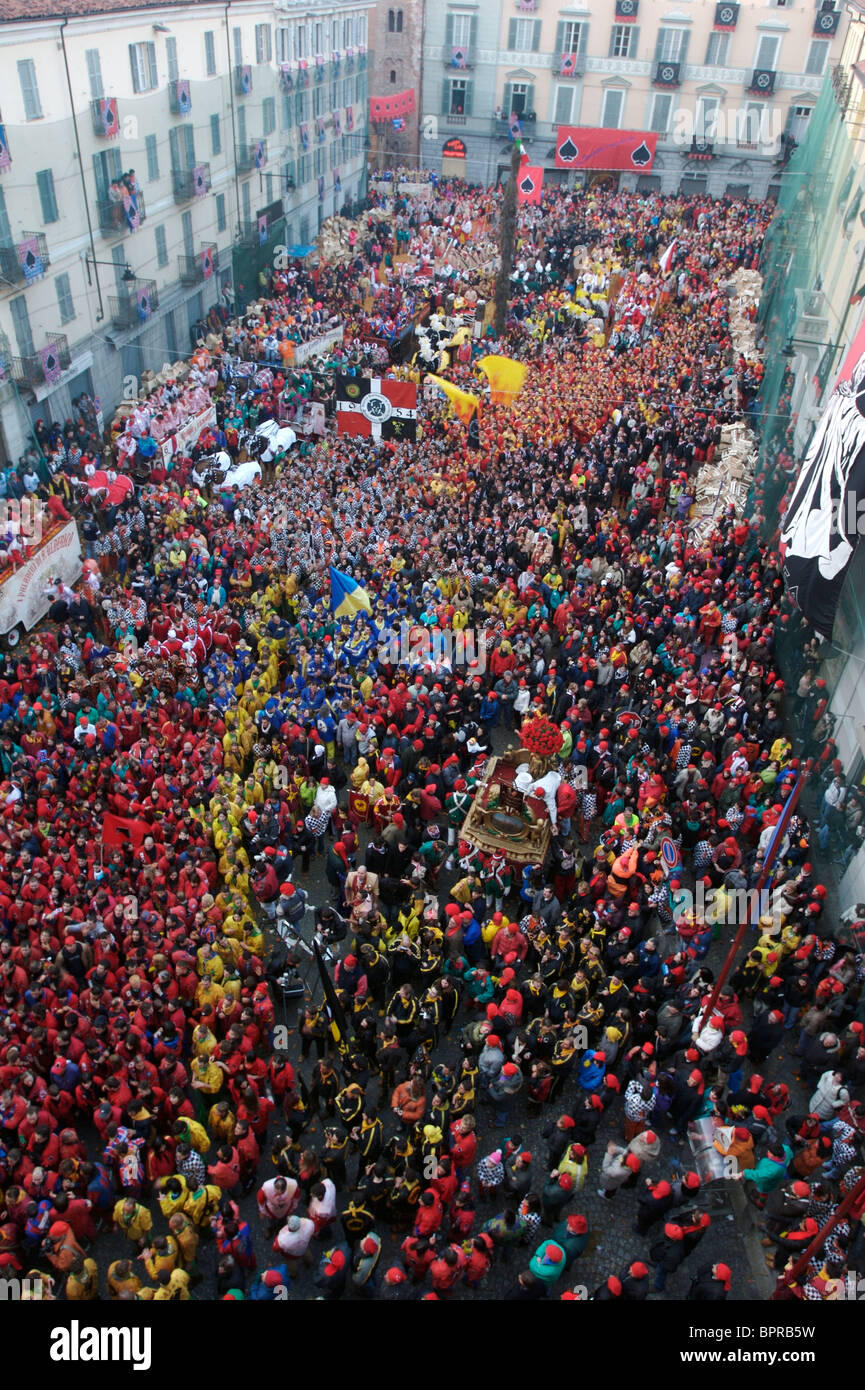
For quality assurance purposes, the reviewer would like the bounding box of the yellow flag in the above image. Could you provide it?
[478,354,528,406]
[427,374,479,427]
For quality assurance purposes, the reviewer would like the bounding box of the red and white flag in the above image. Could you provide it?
[659,238,679,274]
[336,375,417,441]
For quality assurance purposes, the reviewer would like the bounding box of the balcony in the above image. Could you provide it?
[0,233,50,287]
[109,280,160,330]
[558,53,586,79]
[236,139,268,173]
[90,97,120,138]
[654,60,681,87]
[444,45,476,69]
[97,192,146,238]
[169,79,192,115]
[749,68,776,94]
[688,137,714,161]
[11,335,71,389]
[173,163,211,202]
[178,244,218,285]
[235,64,252,96]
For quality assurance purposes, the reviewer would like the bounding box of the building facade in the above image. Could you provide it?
[368,0,424,165]
[0,0,371,467]
[418,0,847,197]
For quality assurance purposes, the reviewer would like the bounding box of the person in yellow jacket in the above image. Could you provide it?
[557,1142,589,1190]
[141,1234,179,1283]
[190,1054,227,1114]
[191,1022,219,1059]
[168,1211,200,1274]
[107,1257,142,1299]
[152,1267,191,1300]
[65,1254,99,1300]
[208,1100,237,1144]
[113,1197,153,1248]
[195,972,225,1012]
[182,1182,223,1228]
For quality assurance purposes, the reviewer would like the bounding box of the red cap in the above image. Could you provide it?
[629,1262,648,1278]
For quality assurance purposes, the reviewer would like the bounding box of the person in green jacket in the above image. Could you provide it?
[741,1143,793,1199]
[551,1212,590,1269]
[528,1239,567,1290]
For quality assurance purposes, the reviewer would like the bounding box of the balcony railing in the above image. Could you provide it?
[178,244,218,285]
[173,164,211,202]
[90,97,120,138]
[97,193,146,238]
[236,140,268,173]
[443,46,476,69]
[109,280,160,330]
[11,335,71,388]
[0,233,51,287]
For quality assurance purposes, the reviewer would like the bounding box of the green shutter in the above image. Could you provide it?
[464,80,473,116]
[630,26,640,59]
[445,14,454,47]
[469,15,478,50]
[524,83,534,116]
[654,28,665,61]
[442,78,450,113]
[508,19,517,50]
[147,42,158,89]
[679,30,690,66]
[503,81,513,118]
[579,23,588,55]
[556,22,565,55]
[531,21,541,52]
[608,25,617,58]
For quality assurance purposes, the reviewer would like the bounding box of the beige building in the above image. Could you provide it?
[419,0,847,197]
[0,0,371,467]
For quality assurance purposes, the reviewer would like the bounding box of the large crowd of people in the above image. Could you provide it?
[0,174,863,1303]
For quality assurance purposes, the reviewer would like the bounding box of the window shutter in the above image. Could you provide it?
[129,44,140,93]
[166,36,178,83]
[630,26,640,59]
[654,29,664,62]
[445,14,454,47]
[441,78,450,113]
[464,80,473,116]
[529,21,539,51]
[147,42,158,89]
[18,60,42,119]
[86,49,103,100]
[470,16,478,49]
[508,19,517,50]
[184,124,196,168]
[557,22,566,54]
[608,25,618,58]
[503,81,513,117]
[0,188,12,246]
[580,23,588,55]
[169,127,181,174]
[679,30,690,66]
[524,83,534,114]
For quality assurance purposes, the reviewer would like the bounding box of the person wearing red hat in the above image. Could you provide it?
[650,1221,688,1291]
[598,1141,640,1199]
[688,1262,731,1300]
[528,1238,567,1291]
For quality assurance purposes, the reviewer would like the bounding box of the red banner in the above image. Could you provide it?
[370,89,415,121]
[102,813,153,849]
[554,127,658,171]
[517,165,543,205]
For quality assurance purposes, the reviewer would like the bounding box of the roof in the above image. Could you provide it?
[0,0,222,20]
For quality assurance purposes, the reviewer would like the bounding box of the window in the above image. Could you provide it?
[129,42,158,93]
[755,34,780,71]
[601,88,625,128]
[609,25,637,59]
[233,27,243,66]
[705,31,730,67]
[263,97,276,135]
[169,125,196,173]
[696,95,721,141]
[18,60,42,120]
[313,85,325,118]
[446,77,472,114]
[650,92,674,134]
[276,28,290,64]
[507,18,541,51]
[10,297,35,357]
[237,104,247,147]
[447,12,475,49]
[396,9,403,31]
[56,272,75,324]
[390,70,397,84]
[805,40,829,76]
[93,147,122,202]
[0,188,11,246]
[297,26,307,59]
[216,192,226,232]
[315,146,325,177]
[166,37,179,84]
[204,31,216,76]
[503,81,534,117]
[145,133,159,181]
[282,91,294,129]
[255,24,272,64]
[737,101,767,146]
[295,89,308,124]
[181,209,194,258]
[283,158,296,190]
[155,224,168,266]
[553,84,576,125]
[558,21,587,55]
[786,104,812,142]
[86,49,103,100]
[36,169,58,223]
[241,181,251,225]
[298,154,311,186]
[210,113,221,156]
[655,28,689,63]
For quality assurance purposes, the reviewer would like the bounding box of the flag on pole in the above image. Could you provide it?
[427,374,480,426]
[659,239,679,274]
[336,374,417,441]
[329,565,372,618]
[313,939,351,1053]
[517,165,543,205]
[478,354,528,404]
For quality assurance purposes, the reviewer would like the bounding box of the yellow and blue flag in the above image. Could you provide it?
[330,565,372,618]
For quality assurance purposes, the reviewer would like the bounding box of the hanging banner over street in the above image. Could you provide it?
[554,127,658,171]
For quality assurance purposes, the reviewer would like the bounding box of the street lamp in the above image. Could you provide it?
[85,256,136,286]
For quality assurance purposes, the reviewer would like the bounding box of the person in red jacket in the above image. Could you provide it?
[449,1115,477,1178]
[413,1188,444,1239]
[429,1243,466,1295]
